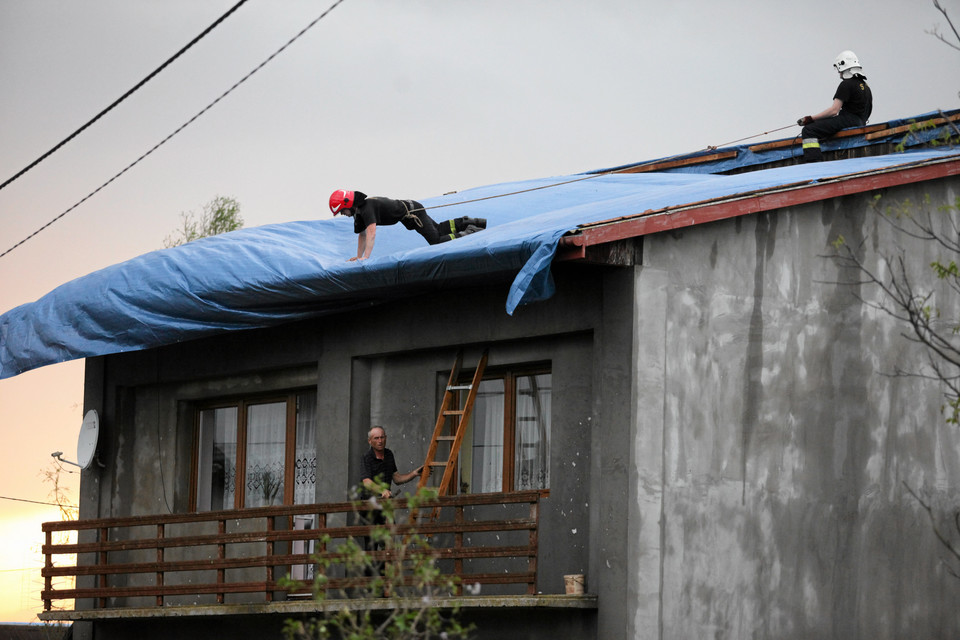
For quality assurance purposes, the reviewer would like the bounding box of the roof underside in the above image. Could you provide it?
[2,112,959,380]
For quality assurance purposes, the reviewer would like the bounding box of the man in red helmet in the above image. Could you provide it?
[329,190,486,261]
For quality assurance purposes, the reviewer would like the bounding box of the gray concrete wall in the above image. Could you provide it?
[640,179,960,639]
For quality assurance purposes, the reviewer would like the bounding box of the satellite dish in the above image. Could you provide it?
[51,409,101,469]
[76,410,100,470]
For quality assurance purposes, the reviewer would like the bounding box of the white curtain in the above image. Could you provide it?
[244,402,287,508]
[469,379,505,493]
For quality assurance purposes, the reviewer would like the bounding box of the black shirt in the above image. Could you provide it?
[353,197,410,234]
[834,75,872,122]
[360,447,397,497]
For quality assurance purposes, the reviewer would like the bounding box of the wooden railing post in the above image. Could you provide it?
[98,526,108,609]
[217,518,226,604]
[43,529,53,611]
[454,504,464,595]
[156,523,164,606]
[265,516,274,603]
[316,513,327,594]
[528,497,539,595]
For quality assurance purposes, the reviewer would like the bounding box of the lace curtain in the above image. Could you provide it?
[514,374,551,491]
[294,392,317,505]
[244,402,287,508]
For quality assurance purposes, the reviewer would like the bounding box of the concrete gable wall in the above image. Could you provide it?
[631,178,960,639]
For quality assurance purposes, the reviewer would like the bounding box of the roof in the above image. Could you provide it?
[2,112,959,380]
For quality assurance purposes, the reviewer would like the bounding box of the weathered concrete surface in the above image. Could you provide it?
[629,266,669,638]
[645,180,960,639]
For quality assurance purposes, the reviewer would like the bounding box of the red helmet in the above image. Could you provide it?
[329,189,355,215]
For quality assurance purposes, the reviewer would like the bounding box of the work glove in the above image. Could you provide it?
[797,116,814,126]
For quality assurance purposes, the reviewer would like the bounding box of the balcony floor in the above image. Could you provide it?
[38,594,597,622]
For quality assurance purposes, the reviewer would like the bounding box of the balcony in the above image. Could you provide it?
[39,490,594,622]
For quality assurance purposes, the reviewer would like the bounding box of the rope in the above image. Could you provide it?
[409,122,800,215]
[704,123,797,150]
[0,0,251,193]
[0,0,348,260]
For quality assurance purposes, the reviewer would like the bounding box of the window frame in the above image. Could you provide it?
[454,362,551,494]
[189,390,307,512]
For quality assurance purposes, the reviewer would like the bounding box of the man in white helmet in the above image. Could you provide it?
[796,50,873,162]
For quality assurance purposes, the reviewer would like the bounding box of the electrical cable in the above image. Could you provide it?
[0,495,77,509]
[0,0,348,260]
[0,0,251,194]
[156,353,172,514]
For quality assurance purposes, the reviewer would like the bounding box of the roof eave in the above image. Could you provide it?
[557,153,960,262]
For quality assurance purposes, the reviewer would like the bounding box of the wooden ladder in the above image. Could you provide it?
[418,349,488,497]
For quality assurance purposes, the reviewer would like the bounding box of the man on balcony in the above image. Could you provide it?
[360,426,423,502]
[358,426,423,576]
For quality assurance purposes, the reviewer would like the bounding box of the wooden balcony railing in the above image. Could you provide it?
[41,490,546,613]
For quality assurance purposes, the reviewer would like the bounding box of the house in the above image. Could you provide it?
[4,110,960,639]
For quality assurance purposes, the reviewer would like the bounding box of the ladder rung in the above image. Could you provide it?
[447,384,472,391]
[437,436,456,441]
[443,410,465,416]
[428,461,447,467]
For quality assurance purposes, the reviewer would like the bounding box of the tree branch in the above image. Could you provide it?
[903,482,960,574]
[931,0,960,51]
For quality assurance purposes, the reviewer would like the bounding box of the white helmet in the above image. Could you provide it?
[833,50,862,78]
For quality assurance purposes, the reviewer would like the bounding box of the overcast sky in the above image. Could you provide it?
[1,0,957,622]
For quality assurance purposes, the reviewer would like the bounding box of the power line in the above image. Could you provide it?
[0,0,251,193]
[0,0,348,260]
[0,495,76,509]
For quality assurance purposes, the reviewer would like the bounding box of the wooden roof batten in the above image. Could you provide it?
[556,152,960,262]
[607,111,960,175]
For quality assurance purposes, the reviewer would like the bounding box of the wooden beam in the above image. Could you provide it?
[748,124,888,152]
[616,150,738,173]
[865,112,960,140]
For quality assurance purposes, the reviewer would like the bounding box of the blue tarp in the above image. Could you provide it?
[2,146,959,379]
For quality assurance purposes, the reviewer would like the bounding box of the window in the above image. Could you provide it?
[191,391,316,511]
[456,367,551,494]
